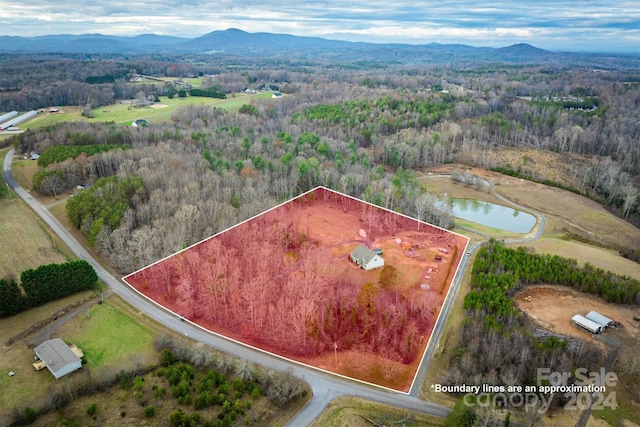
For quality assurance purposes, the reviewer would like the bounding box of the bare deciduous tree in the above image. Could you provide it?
[39,174,65,198]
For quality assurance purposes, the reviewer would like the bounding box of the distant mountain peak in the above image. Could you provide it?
[1,29,634,67]
[499,43,548,54]
[223,28,248,34]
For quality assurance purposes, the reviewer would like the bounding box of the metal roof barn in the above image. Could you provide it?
[0,111,19,125]
[0,110,37,130]
[571,314,603,334]
[585,311,614,328]
[34,338,82,379]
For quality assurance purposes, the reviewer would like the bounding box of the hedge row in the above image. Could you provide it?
[0,260,98,317]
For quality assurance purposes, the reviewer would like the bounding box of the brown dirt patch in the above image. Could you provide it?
[150,103,169,109]
[514,285,640,344]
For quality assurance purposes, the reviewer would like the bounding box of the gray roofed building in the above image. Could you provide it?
[0,110,37,130]
[350,244,385,271]
[585,311,614,328]
[34,338,82,379]
[571,314,603,334]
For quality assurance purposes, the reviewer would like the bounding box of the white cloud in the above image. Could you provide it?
[0,0,638,52]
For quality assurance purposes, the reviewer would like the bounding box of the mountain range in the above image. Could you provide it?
[0,28,635,66]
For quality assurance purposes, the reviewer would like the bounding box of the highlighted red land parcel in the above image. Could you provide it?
[124,187,468,392]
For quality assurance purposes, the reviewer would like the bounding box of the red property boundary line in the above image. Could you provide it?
[122,186,470,394]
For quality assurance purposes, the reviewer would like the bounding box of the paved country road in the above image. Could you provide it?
[3,149,452,424]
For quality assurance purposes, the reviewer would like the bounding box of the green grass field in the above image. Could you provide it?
[58,299,156,369]
[452,217,524,240]
[0,290,97,417]
[0,175,71,278]
[20,92,273,129]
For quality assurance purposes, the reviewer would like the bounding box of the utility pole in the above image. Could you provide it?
[333,342,338,369]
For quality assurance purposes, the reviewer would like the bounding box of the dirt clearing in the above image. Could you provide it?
[515,285,640,344]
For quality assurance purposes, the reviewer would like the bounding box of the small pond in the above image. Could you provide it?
[450,198,536,233]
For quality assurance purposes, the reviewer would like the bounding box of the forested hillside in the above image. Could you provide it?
[5,56,640,272]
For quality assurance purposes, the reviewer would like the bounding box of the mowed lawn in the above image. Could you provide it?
[0,291,97,416]
[19,92,274,129]
[0,195,71,278]
[57,298,157,370]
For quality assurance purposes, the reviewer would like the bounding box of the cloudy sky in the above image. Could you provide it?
[1,0,638,53]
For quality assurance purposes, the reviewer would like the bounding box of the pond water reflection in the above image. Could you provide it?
[450,198,536,233]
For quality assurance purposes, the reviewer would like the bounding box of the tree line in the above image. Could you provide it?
[470,240,640,305]
[0,260,98,317]
[444,239,638,411]
[11,106,452,272]
[6,58,639,270]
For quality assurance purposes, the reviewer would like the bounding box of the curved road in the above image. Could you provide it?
[4,152,546,424]
[3,149,452,424]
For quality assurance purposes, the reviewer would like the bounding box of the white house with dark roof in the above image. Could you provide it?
[350,244,384,271]
[34,338,82,379]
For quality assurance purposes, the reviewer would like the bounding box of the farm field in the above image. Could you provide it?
[10,91,273,129]
[0,197,70,278]
[418,166,640,275]
[125,187,469,392]
[0,153,72,277]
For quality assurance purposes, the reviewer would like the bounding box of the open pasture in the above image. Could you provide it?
[14,92,273,129]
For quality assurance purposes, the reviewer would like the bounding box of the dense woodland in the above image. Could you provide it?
[129,195,437,366]
[3,54,640,273]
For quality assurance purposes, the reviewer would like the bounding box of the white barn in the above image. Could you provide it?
[572,314,603,334]
[585,311,614,328]
[0,110,37,130]
[34,338,82,379]
[350,245,384,271]
[0,110,19,125]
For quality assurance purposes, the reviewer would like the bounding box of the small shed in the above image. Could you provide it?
[351,245,384,271]
[33,338,82,379]
[571,315,603,334]
[585,311,614,328]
